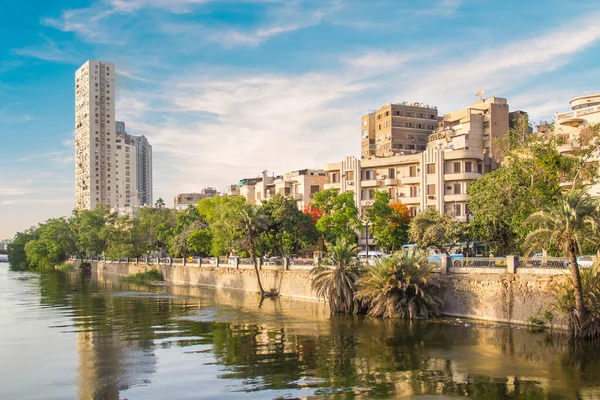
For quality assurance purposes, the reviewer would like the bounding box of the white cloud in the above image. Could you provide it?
[13,36,81,63]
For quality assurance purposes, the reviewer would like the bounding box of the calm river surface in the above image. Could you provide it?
[2,265,600,399]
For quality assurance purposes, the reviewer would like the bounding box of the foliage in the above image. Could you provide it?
[355,249,442,319]
[135,206,177,255]
[70,207,113,258]
[525,190,600,338]
[310,239,361,315]
[198,196,247,256]
[302,204,323,223]
[259,195,318,256]
[7,229,39,271]
[409,209,464,255]
[311,189,360,244]
[468,125,600,255]
[121,269,164,284]
[23,218,75,270]
[365,191,411,252]
[57,263,74,272]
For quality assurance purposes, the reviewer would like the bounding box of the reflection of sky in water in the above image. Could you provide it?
[2,265,600,399]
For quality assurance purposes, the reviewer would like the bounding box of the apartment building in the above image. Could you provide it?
[233,169,327,209]
[75,60,116,210]
[174,187,220,210]
[361,102,439,159]
[116,121,153,206]
[327,97,511,224]
[553,93,600,195]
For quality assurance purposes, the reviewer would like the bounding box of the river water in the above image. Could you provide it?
[1,265,600,399]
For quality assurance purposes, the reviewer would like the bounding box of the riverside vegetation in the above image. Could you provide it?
[8,122,600,338]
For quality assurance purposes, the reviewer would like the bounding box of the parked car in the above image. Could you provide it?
[357,251,386,266]
[263,257,281,265]
[577,256,595,267]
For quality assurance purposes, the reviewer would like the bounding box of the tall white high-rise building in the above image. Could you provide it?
[75,60,116,210]
[116,121,153,206]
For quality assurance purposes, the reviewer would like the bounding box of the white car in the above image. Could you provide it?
[357,251,385,266]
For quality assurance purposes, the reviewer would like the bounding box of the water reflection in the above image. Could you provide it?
[6,268,600,399]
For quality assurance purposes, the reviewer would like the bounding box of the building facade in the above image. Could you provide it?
[75,60,116,210]
[327,97,511,224]
[116,121,153,206]
[174,188,220,210]
[361,102,439,159]
[553,94,600,196]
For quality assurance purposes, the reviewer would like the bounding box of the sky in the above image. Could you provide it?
[1,0,600,239]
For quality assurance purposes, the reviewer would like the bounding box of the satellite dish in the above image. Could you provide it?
[476,90,485,98]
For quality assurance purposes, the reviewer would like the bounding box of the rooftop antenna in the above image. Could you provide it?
[476,90,485,100]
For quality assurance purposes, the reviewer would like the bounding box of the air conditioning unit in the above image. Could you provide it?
[347,181,354,185]
[427,195,435,200]
[398,193,404,197]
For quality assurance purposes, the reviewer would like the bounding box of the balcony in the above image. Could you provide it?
[361,179,379,188]
[402,196,421,204]
[324,182,341,190]
[401,176,420,184]
[293,193,303,201]
[444,172,482,181]
[443,149,485,161]
[384,178,398,186]
[444,193,469,202]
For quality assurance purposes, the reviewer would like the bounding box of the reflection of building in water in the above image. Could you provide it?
[77,321,157,398]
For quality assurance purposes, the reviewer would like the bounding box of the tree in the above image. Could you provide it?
[198,195,247,256]
[310,239,361,315]
[524,190,600,337]
[186,230,212,256]
[21,217,75,270]
[170,221,211,257]
[311,189,360,244]
[409,209,464,255]
[258,195,318,256]
[155,198,166,208]
[365,191,411,252]
[7,229,39,271]
[237,205,271,296]
[355,249,442,319]
[135,206,177,255]
[71,207,112,259]
[468,126,600,255]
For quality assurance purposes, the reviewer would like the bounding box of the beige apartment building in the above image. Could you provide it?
[75,60,116,210]
[327,97,512,226]
[233,169,327,209]
[174,187,219,210]
[553,93,600,196]
[361,102,439,159]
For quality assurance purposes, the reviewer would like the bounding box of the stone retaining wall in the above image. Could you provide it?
[78,261,570,327]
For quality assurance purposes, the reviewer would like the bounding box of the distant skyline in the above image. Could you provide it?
[2,0,600,238]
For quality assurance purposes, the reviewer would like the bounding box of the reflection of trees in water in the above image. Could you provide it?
[35,271,600,399]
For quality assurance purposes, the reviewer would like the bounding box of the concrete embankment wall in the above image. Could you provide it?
[78,261,569,327]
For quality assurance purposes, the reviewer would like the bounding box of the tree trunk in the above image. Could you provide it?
[568,248,586,328]
[249,242,265,296]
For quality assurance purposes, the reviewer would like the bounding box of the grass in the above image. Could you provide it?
[56,263,74,272]
[121,269,164,284]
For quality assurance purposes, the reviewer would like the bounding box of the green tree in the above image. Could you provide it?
[135,206,177,255]
[365,191,411,252]
[186,229,212,256]
[409,209,464,255]
[355,249,442,319]
[524,190,600,337]
[22,217,75,270]
[198,195,247,256]
[155,198,166,208]
[71,206,112,259]
[237,205,270,296]
[7,229,39,270]
[258,194,318,256]
[310,239,361,315]
[311,189,360,244]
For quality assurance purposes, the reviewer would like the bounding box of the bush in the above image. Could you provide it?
[122,269,163,284]
[57,263,74,272]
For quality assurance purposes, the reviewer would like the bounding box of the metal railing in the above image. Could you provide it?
[452,257,507,268]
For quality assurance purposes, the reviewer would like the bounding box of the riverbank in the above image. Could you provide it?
[77,260,569,328]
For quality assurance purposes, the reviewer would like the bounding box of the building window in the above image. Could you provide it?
[410,207,418,217]
[346,171,354,180]
[427,184,436,195]
[477,163,483,174]
[388,168,395,179]
[454,203,462,216]
[465,162,472,172]
[409,166,417,177]
[454,183,461,194]
[426,164,435,174]
[453,162,461,173]
[410,186,418,197]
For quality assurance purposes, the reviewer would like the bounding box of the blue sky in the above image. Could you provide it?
[1,0,600,238]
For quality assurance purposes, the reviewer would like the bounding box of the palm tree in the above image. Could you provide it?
[310,239,361,315]
[355,249,442,319]
[525,190,599,335]
[238,205,270,297]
